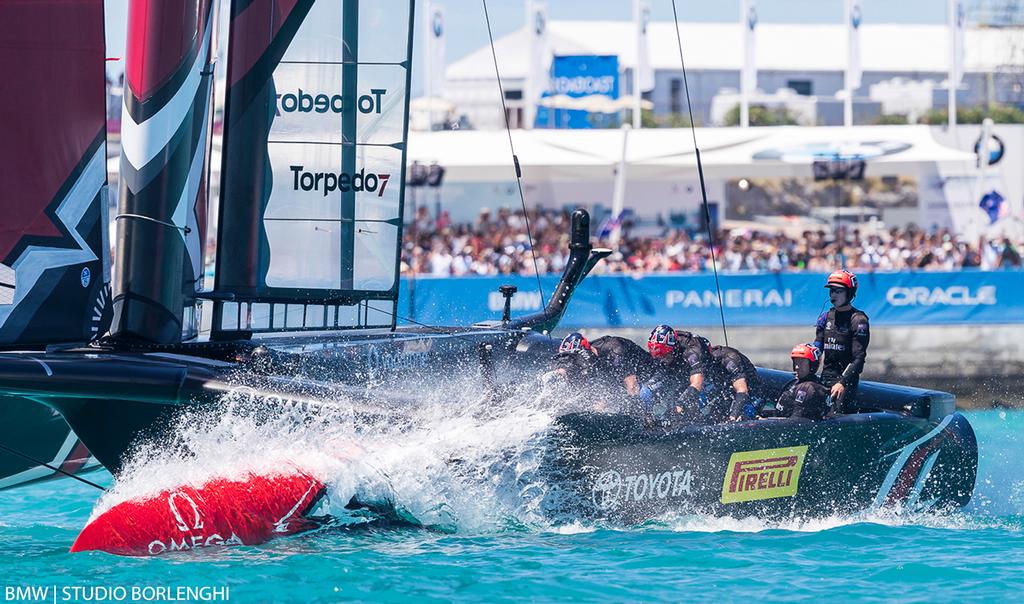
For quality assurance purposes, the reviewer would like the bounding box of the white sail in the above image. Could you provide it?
[213,0,415,334]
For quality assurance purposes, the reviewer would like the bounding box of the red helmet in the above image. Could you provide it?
[790,343,822,363]
[825,269,858,296]
[648,324,678,359]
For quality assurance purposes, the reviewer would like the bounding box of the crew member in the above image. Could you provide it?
[589,334,658,398]
[643,324,711,421]
[707,344,764,421]
[814,269,870,414]
[775,343,830,420]
[545,332,655,412]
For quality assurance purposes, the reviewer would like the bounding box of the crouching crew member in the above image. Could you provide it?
[589,334,658,399]
[643,324,710,421]
[775,343,830,420]
[546,332,655,412]
[815,269,870,414]
[708,344,764,421]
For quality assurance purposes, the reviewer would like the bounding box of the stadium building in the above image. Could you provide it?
[441,21,1024,129]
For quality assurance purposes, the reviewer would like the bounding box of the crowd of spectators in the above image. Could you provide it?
[400,206,1024,277]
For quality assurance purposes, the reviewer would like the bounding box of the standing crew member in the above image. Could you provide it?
[775,343,830,420]
[643,324,710,420]
[814,270,870,414]
[707,344,763,421]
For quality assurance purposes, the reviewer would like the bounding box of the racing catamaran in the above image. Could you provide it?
[0,0,112,488]
[0,0,976,543]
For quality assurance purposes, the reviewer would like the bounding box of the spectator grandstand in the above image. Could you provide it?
[401,207,1024,276]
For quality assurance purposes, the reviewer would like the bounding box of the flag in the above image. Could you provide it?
[636,0,654,93]
[597,209,633,239]
[427,3,445,98]
[845,0,862,90]
[524,0,549,129]
[741,0,757,96]
[951,0,966,86]
[979,190,1007,225]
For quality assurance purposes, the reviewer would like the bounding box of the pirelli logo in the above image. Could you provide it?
[720,445,808,504]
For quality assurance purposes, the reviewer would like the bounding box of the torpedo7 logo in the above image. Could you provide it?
[290,166,391,197]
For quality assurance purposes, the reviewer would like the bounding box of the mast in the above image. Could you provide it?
[109,0,216,345]
[340,0,359,290]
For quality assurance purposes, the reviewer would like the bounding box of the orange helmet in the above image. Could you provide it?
[825,269,858,296]
[790,343,822,364]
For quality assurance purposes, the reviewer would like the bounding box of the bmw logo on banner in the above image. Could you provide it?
[432,10,443,38]
[975,134,1005,166]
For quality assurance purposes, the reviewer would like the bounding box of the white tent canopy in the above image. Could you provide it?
[407,125,978,184]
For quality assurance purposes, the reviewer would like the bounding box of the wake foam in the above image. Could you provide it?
[93,376,572,532]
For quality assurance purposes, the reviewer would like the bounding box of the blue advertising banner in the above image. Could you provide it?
[399,271,1023,328]
[536,55,619,129]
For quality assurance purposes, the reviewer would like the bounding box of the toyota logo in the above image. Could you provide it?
[592,470,623,511]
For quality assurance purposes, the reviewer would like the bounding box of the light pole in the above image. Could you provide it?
[813,154,866,269]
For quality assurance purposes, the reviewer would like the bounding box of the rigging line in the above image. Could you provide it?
[481,0,545,307]
[0,443,106,491]
[115,213,191,234]
[374,303,448,334]
[669,0,729,347]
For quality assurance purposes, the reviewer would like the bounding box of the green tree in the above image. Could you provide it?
[654,112,694,128]
[723,104,799,126]
[640,108,659,128]
[918,104,1024,124]
[873,113,910,125]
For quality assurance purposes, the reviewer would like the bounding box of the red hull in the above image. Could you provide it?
[71,471,326,556]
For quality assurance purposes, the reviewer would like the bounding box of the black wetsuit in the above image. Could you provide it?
[553,336,655,412]
[815,306,870,412]
[644,330,710,420]
[775,375,830,420]
[707,345,763,420]
[590,336,658,392]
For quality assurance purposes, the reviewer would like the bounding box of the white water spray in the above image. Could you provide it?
[92,375,577,532]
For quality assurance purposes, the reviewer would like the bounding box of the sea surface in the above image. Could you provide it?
[1,408,1022,603]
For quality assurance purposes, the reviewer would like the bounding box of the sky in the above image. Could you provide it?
[103,0,956,84]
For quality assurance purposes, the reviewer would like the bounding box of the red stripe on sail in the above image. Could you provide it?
[0,0,105,261]
[228,0,302,87]
[125,0,210,101]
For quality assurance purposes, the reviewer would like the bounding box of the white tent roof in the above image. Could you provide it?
[407,125,978,183]
[447,21,1018,81]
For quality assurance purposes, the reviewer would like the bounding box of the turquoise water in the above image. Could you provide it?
[2,409,1023,603]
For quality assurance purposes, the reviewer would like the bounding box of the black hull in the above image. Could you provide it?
[0,396,96,489]
[0,327,979,521]
[549,411,977,522]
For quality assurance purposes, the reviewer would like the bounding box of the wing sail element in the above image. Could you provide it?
[0,0,112,347]
[213,0,415,336]
[109,0,216,345]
